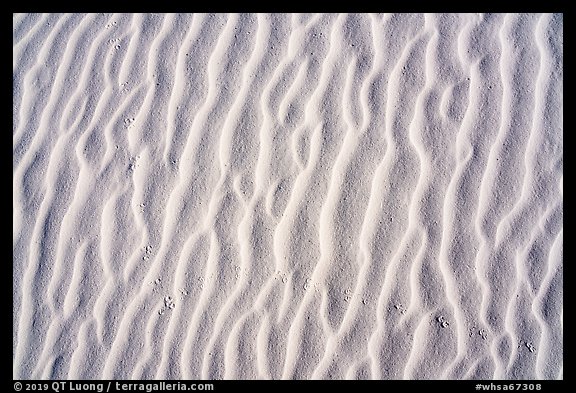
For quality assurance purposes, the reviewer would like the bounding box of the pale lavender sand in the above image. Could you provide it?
[13,13,562,379]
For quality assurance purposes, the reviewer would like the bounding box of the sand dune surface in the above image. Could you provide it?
[13,13,562,380]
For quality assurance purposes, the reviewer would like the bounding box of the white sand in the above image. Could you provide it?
[13,13,563,380]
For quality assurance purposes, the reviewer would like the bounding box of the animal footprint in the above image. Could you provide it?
[437,315,450,328]
[344,289,352,302]
[394,304,407,314]
[149,277,162,293]
[120,81,130,93]
[124,117,136,129]
[518,340,536,353]
[142,245,152,261]
[127,156,140,172]
[275,271,288,284]
[165,296,175,309]
[159,295,176,315]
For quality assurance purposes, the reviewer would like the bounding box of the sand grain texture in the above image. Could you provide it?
[13,13,563,380]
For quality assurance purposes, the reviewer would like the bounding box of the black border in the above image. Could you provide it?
[11,8,567,389]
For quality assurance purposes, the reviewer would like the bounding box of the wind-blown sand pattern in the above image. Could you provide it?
[13,13,563,380]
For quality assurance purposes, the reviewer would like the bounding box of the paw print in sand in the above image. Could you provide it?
[437,315,450,328]
[518,340,536,353]
[344,289,352,302]
[142,245,152,261]
[158,295,175,315]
